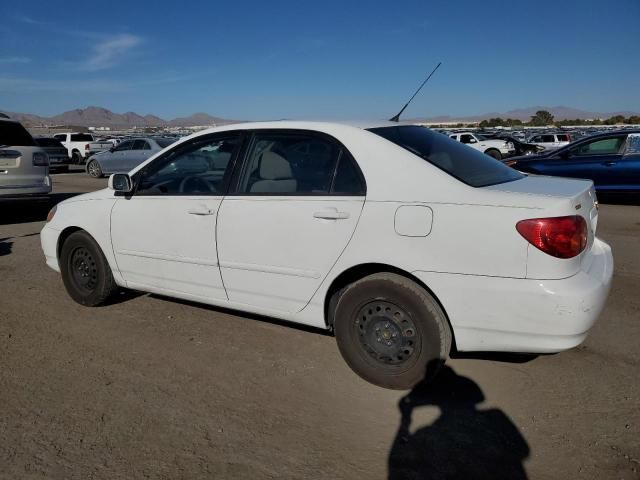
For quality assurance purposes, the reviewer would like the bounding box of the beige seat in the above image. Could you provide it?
[250,151,297,193]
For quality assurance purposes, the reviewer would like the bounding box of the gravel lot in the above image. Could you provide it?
[1,169,639,479]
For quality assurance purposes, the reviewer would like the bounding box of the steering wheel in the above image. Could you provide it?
[178,176,216,194]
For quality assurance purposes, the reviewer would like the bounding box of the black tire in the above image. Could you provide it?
[87,159,103,178]
[72,151,83,165]
[59,230,118,306]
[485,149,502,160]
[333,273,451,390]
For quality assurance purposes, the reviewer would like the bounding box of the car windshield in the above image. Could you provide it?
[368,126,523,187]
[0,121,36,147]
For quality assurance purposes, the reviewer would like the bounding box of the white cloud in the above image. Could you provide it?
[80,34,142,71]
[0,57,31,64]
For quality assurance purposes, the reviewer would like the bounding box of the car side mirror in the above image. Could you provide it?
[108,173,132,193]
[468,138,477,144]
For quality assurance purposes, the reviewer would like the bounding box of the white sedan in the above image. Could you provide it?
[41,121,613,389]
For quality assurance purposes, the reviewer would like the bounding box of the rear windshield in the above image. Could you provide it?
[156,138,176,148]
[35,137,64,147]
[70,133,93,141]
[0,121,36,147]
[368,126,523,187]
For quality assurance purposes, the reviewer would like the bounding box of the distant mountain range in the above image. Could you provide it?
[2,105,639,128]
[1,106,236,128]
[408,106,640,123]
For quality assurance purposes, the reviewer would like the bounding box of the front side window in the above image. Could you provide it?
[570,136,626,156]
[556,134,570,142]
[133,139,150,150]
[368,126,523,188]
[237,132,364,195]
[460,134,475,144]
[135,135,241,196]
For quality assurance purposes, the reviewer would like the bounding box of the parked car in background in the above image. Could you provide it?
[527,132,571,151]
[34,137,71,172]
[448,132,515,159]
[0,116,51,198]
[42,121,612,390]
[53,132,95,164]
[506,130,640,192]
[480,133,545,157]
[85,137,176,178]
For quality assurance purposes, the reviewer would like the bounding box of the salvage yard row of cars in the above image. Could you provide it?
[1,111,636,388]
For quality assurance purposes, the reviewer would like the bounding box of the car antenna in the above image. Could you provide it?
[389,62,442,122]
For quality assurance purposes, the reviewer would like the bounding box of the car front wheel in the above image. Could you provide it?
[333,273,451,390]
[60,230,118,306]
[485,149,502,160]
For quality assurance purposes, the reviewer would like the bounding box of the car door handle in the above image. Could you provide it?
[187,208,215,216]
[603,161,617,166]
[313,210,350,220]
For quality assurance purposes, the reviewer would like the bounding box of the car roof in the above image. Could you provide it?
[193,120,413,136]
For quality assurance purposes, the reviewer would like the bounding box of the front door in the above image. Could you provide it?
[110,133,243,300]
[217,130,366,313]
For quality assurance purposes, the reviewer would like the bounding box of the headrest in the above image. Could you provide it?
[259,151,292,180]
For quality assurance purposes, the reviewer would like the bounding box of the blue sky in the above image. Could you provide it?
[0,0,638,120]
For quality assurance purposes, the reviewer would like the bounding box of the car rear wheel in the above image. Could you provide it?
[87,160,103,178]
[60,230,118,306]
[485,149,502,160]
[72,151,83,165]
[333,273,451,390]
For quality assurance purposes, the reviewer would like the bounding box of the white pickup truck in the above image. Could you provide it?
[52,132,112,164]
[449,132,515,159]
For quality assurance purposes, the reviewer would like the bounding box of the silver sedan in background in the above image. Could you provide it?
[86,137,176,178]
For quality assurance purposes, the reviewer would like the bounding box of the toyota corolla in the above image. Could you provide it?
[41,121,613,389]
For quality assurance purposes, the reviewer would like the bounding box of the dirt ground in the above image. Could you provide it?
[1,169,639,479]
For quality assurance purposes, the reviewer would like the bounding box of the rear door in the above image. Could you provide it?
[217,130,366,313]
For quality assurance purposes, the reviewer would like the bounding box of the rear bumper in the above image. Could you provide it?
[0,176,52,197]
[413,238,613,353]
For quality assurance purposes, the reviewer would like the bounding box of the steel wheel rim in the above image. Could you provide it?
[354,300,418,366]
[70,247,98,292]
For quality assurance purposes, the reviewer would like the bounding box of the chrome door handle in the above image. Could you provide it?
[603,161,617,167]
[313,210,350,220]
[187,208,215,216]
[0,170,7,175]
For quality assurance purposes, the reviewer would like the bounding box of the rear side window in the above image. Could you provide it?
[156,138,176,148]
[0,121,36,146]
[70,133,93,141]
[368,126,522,188]
[556,134,570,142]
[237,132,365,195]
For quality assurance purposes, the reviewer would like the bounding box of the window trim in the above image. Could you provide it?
[227,129,366,197]
[129,131,247,197]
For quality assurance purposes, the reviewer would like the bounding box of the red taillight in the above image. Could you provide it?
[85,143,90,150]
[32,151,49,167]
[516,215,587,259]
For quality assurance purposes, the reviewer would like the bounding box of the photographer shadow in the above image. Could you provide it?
[388,364,529,480]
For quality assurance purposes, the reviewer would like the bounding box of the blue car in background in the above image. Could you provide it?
[505,130,640,192]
